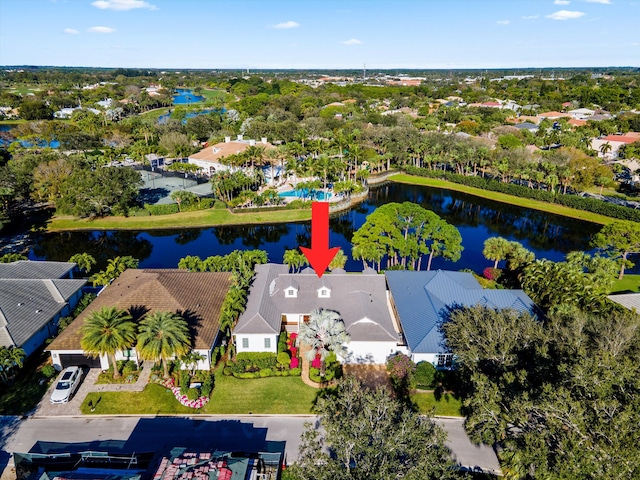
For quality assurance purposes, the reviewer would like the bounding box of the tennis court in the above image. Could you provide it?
[138,169,213,205]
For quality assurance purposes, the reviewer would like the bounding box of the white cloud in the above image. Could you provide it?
[91,0,157,11]
[585,0,612,3]
[522,15,540,19]
[497,20,511,25]
[271,21,300,29]
[554,0,570,5]
[341,38,363,45]
[546,10,586,19]
[63,28,79,34]
[87,26,116,33]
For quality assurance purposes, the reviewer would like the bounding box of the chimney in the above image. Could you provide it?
[224,136,231,143]
[261,137,267,144]
[237,134,243,141]
[249,139,256,147]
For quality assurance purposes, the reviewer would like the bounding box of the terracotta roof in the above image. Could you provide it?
[188,140,274,164]
[47,269,232,352]
[568,119,587,127]
[601,135,640,144]
[538,111,571,119]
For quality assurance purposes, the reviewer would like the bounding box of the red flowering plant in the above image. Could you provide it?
[386,352,416,398]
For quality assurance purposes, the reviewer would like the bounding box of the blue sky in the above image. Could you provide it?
[1,0,638,69]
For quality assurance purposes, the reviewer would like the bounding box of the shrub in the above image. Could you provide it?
[414,361,437,389]
[290,367,302,376]
[179,369,190,388]
[483,267,502,281]
[223,365,233,376]
[186,387,200,401]
[290,357,299,369]
[277,351,291,366]
[144,203,180,215]
[232,352,277,373]
[121,360,137,375]
[41,364,57,379]
[386,353,416,395]
[201,375,214,396]
[259,368,274,377]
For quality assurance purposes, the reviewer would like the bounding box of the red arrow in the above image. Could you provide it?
[300,202,339,278]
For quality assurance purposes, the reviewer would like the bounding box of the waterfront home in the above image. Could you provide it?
[233,264,400,364]
[386,270,538,367]
[0,261,86,356]
[188,136,274,176]
[47,269,231,370]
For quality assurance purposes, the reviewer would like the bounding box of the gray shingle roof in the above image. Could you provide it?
[385,270,538,355]
[0,278,86,348]
[607,293,640,312]
[235,264,396,342]
[0,260,76,279]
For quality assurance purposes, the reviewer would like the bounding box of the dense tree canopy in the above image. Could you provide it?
[442,305,640,479]
[289,377,456,480]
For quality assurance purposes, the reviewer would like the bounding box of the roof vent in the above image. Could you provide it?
[17,302,24,306]
[35,309,42,314]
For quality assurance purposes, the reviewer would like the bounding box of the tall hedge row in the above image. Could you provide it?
[404,167,640,223]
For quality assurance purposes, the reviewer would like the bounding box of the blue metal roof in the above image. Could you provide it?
[385,270,538,355]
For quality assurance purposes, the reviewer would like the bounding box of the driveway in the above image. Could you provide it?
[33,367,99,417]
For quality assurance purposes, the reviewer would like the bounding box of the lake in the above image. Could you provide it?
[24,182,623,273]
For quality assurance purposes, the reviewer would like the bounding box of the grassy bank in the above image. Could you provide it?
[47,207,311,231]
[390,174,616,226]
[612,274,640,294]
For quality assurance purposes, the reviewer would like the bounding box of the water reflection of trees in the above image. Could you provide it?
[31,231,153,271]
[212,224,292,248]
[369,184,599,253]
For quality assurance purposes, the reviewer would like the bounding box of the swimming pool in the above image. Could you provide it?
[279,189,332,201]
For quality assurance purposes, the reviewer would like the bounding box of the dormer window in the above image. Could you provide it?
[318,279,331,298]
[284,278,299,298]
[285,287,297,298]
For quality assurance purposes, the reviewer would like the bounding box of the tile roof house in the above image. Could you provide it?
[188,136,274,176]
[46,269,232,370]
[233,264,400,364]
[385,270,538,368]
[591,133,640,160]
[0,261,86,356]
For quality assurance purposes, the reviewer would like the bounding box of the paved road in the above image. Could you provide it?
[1,415,500,477]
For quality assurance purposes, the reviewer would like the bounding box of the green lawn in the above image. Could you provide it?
[207,371,317,414]
[390,174,617,226]
[611,274,640,294]
[411,391,464,417]
[201,89,229,102]
[46,207,311,231]
[81,370,318,415]
[139,107,171,119]
[81,383,195,415]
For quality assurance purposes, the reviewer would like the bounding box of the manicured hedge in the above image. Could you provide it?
[404,167,640,222]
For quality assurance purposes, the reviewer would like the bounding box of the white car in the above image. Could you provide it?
[50,366,82,404]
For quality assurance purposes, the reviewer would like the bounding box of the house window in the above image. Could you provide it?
[436,354,454,368]
[285,288,297,298]
[318,288,330,298]
[264,338,271,349]
[242,338,249,349]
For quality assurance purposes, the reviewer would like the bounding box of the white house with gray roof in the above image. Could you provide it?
[233,264,401,364]
[0,261,86,356]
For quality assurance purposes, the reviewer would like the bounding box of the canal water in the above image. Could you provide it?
[23,182,615,273]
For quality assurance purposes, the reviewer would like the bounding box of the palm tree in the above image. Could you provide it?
[0,346,26,385]
[599,142,612,158]
[81,306,137,379]
[483,237,512,269]
[329,249,348,271]
[137,311,191,378]
[298,309,350,375]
